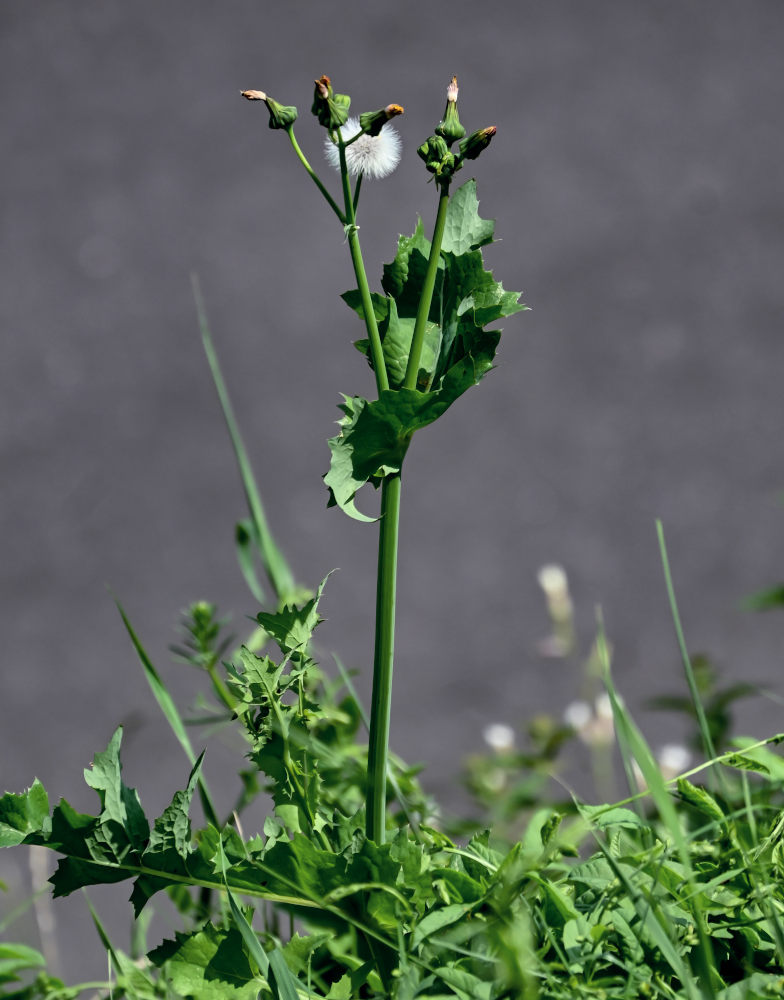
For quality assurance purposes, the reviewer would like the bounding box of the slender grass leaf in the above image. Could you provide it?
[115,599,220,828]
[218,839,302,1000]
[84,893,121,970]
[657,521,718,763]
[193,274,297,604]
[235,519,267,604]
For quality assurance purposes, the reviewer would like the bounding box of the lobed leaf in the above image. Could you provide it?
[333,179,526,518]
[256,574,331,654]
[0,780,50,847]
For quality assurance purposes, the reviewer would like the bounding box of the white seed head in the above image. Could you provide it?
[482,722,516,753]
[324,117,402,179]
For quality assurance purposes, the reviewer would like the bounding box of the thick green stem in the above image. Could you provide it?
[365,473,402,843]
[403,181,451,390]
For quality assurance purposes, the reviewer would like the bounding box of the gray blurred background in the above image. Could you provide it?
[2,0,783,982]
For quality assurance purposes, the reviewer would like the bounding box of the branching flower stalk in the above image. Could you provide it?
[243,76,505,845]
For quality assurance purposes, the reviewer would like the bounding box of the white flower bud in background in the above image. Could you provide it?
[537,563,573,622]
[563,701,592,731]
[631,744,692,791]
[536,563,575,657]
[594,692,614,721]
[658,743,692,780]
[482,722,516,753]
[324,117,402,179]
[563,694,615,747]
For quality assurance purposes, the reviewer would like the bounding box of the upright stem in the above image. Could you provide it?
[365,472,402,843]
[403,180,451,390]
[339,140,389,395]
[365,182,450,843]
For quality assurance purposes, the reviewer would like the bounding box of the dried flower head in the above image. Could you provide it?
[324,118,402,179]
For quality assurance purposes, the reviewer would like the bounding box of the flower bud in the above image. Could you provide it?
[359,103,404,137]
[417,134,458,181]
[459,125,497,161]
[241,90,298,130]
[311,74,351,130]
[435,75,465,145]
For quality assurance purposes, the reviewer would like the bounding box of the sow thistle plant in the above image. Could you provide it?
[3,76,784,1000]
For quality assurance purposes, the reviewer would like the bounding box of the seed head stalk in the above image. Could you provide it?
[337,136,389,396]
[286,126,346,224]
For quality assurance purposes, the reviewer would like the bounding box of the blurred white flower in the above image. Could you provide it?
[324,118,401,179]
[632,744,692,790]
[482,722,516,753]
[563,694,615,747]
[563,701,592,731]
[594,692,614,721]
[536,562,574,656]
[537,564,568,599]
[658,743,692,779]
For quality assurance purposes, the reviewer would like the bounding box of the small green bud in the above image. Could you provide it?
[434,75,465,145]
[241,90,298,130]
[417,134,459,181]
[459,126,497,161]
[359,103,404,137]
[311,74,351,130]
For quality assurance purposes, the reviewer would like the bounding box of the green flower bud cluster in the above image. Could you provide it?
[418,76,496,186]
[241,90,298,130]
[311,75,351,130]
[416,135,458,181]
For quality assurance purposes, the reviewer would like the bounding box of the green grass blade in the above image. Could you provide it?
[192,274,297,606]
[235,518,267,604]
[115,598,220,829]
[656,520,717,762]
[84,892,121,972]
[218,839,303,1000]
[596,615,718,999]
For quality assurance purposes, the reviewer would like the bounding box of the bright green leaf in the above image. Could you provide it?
[256,574,331,653]
[149,924,261,1000]
[0,780,49,847]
